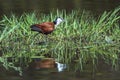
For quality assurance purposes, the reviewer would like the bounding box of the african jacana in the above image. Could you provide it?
[30,17,64,44]
[30,17,64,35]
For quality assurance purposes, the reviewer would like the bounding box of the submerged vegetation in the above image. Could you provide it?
[0,7,120,75]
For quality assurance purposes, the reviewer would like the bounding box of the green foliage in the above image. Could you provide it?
[0,7,120,73]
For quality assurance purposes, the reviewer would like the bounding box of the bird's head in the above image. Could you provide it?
[53,17,64,27]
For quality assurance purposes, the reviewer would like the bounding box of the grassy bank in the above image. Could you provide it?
[0,7,120,73]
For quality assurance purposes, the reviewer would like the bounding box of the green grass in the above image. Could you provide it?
[0,7,120,74]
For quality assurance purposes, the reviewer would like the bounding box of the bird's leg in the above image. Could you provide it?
[36,34,48,45]
[41,35,48,45]
[30,33,39,46]
[44,35,48,44]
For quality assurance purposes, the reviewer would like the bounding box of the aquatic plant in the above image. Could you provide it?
[0,7,120,74]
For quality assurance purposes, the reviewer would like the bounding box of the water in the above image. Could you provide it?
[0,0,120,80]
[0,0,120,17]
[0,62,120,80]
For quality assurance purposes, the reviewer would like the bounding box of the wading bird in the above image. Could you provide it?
[30,17,64,35]
[30,17,64,44]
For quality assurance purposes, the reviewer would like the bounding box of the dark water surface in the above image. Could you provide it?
[0,0,120,17]
[0,62,120,80]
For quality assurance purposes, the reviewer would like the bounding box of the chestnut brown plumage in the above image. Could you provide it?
[30,17,64,35]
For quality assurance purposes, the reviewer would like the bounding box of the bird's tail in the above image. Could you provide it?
[30,25,41,32]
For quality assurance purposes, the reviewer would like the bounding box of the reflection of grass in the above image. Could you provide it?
[0,7,120,73]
